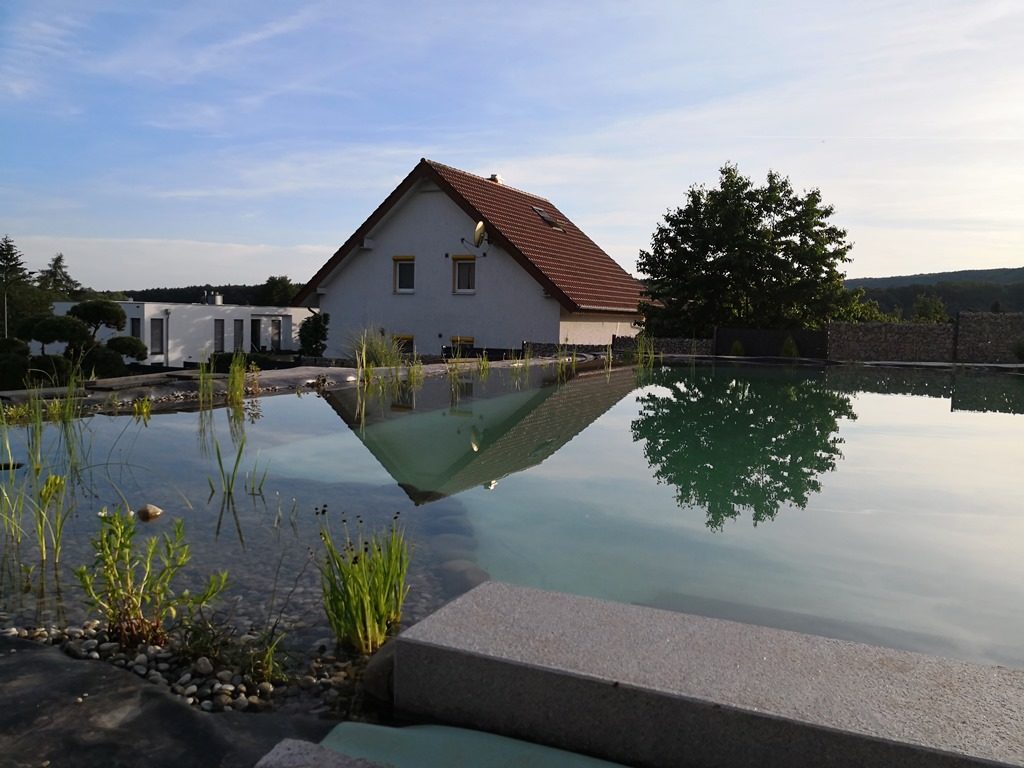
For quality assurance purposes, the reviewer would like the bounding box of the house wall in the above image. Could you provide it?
[51,302,303,367]
[558,313,639,345]
[310,182,563,358]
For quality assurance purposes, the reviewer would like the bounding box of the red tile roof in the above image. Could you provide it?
[294,158,643,314]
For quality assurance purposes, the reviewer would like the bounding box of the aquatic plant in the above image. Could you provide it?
[75,509,228,646]
[245,451,269,496]
[197,358,215,410]
[476,351,490,379]
[318,522,409,655]
[633,334,657,369]
[132,396,152,424]
[209,435,245,498]
[226,350,247,407]
[406,355,425,388]
[352,329,404,374]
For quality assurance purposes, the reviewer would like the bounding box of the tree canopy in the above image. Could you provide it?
[1,235,33,338]
[67,299,127,339]
[36,253,82,298]
[638,164,861,336]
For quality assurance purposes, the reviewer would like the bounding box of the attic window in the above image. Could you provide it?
[532,206,564,232]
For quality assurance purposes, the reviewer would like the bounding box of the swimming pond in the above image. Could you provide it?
[2,363,1022,668]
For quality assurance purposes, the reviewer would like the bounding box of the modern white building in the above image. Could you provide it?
[293,159,643,358]
[52,299,306,368]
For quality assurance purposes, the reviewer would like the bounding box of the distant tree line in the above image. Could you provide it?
[122,276,299,307]
[858,281,1024,319]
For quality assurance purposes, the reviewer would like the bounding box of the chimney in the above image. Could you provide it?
[488,173,503,184]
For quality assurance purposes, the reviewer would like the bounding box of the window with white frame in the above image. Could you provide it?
[453,256,475,293]
[393,256,415,293]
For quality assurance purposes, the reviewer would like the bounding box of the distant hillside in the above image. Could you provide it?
[845,267,1024,318]
[847,266,1024,289]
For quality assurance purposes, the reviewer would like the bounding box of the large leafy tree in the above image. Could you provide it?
[639,164,855,336]
[631,366,856,530]
[258,275,298,306]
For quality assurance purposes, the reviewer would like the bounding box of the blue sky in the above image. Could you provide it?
[2,0,1022,290]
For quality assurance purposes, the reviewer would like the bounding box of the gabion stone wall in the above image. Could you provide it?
[612,336,714,355]
[827,322,955,362]
[956,312,1024,364]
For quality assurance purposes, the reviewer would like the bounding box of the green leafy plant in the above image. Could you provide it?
[75,509,228,646]
[299,311,330,357]
[729,339,745,356]
[132,396,152,424]
[352,329,404,373]
[318,522,409,655]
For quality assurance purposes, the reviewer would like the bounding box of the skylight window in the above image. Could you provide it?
[532,206,564,232]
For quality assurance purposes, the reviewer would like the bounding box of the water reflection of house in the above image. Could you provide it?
[324,369,638,504]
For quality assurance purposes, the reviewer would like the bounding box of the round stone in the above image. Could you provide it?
[193,657,214,675]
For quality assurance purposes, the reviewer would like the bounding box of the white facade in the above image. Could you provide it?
[52,301,305,368]
[308,181,635,358]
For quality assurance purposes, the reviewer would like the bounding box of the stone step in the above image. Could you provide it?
[392,581,1024,768]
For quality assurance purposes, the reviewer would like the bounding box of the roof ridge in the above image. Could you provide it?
[422,158,555,206]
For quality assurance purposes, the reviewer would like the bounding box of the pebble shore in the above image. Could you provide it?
[0,620,368,718]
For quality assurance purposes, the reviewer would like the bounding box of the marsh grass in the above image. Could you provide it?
[245,451,269,496]
[407,354,425,388]
[132,396,152,424]
[476,351,490,380]
[633,334,657,369]
[209,435,245,498]
[352,329,404,378]
[226,351,247,407]
[75,509,228,647]
[318,521,409,655]
[197,359,215,410]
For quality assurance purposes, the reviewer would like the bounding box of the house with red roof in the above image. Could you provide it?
[293,159,642,357]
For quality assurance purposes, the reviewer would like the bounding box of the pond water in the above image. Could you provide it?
[2,363,1023,668]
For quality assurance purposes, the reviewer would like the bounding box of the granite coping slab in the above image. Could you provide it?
[393,581,1024,768]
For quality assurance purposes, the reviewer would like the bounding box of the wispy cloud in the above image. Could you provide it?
[0,6,85,98]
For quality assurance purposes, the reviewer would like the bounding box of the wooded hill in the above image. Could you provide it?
[845,265,1024,317]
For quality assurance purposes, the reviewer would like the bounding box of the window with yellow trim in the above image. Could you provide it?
[452,256,475,293]
[393,256,415,293]
[450,335,474,356]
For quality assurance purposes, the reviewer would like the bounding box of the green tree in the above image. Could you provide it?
[911,293,949,323]
[258,275,298,306]
[67,299,126,339]
[30,315,91,355]
[631,366,856,529]
[106,335,148,361]
[35,253,82,298]
[0,235,33,339]
[299,311,330,357]
[638,164,853,336]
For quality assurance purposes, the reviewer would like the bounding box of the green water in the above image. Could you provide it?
[3,363,1022,668]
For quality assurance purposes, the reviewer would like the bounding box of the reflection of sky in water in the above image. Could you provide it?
[458,382,1024,668]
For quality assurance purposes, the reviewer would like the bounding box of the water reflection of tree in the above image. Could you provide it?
[631,367,857,530]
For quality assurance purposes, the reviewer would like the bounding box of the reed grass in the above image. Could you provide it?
[226,350,247,407]
[197,358,215,410]
[318,522,409,655]
[132,396,152,424]
[633,334,657,369]
[352,329,404,376]
[476,351,490,380]
[406,355,425,388]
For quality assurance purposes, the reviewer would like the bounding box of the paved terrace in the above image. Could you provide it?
[390,581,1024,768]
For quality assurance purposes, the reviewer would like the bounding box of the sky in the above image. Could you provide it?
[2,0,1022,291]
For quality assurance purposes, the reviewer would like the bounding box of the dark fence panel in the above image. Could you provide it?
[714,328,828,358]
